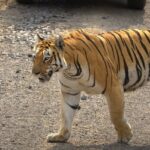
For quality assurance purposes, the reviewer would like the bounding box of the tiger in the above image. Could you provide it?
[31,29,150,144]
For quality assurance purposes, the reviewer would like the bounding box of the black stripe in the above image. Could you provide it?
[107,32,121,72]
[122,39,134,62]
[97,36,109,94]
[83,49,91,80]
[75,55,82,76]
[81,32,109,71]
[83,33,113,93]
[70,34,92,51]
[115,31,134,62]
[64,92,80,96]
[129,65,142,89]
[66,102,80,110]
[126,48,143,90]
[147,29,150,33]
[99,35,114,55]
[109,32,129,86]
[99,34,116,93]
[101,66,108,94]
[64,51,72,58]
[81,32,101,54]
[56,52,63,68]
[123,30,146,67]
[101,35,118,72]
[101,86,106,94]
[114,44,120,72]
[133,29,149,56]
[76,37,92,51]
[97,36,116,82]
[126,31,146,69]
[114,31,125,46]
[65,43,76,51]
[109,32,123,52]
[59,81,71,89]
[123,30,135,48]
[89,70,96,87]
[70,55,82,77]
[143,31,150,44]
[82,32,112,93]
[126,30,146,69]
[149,63,150,79]
[106,58,113,92]
[97,37,106,51]
[106,38,116,59]
[53,52,57,62]
[135,47,146,69]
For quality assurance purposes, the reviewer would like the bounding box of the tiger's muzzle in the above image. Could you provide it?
[38,71,53,82]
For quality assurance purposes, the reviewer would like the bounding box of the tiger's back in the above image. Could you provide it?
[100,29,150,91]
[60,29,150,94]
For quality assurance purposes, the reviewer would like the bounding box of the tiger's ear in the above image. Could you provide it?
[36,34,44,42]
[55,35,64,50]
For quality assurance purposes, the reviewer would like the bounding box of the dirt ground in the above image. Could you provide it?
[0,0,150,150]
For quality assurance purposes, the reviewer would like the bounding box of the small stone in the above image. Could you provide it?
[24,105,29,108]
[2,123,5,127]
[16,69,21,74]
[81,94,88,100]
[5,115,12,118]
[10,140,15,143]
[28,53,33,58]
[102,16,109,19]
[52,15,58,18]
[75,123,78,126]
[8,53,15,59]
[28,86,32,89]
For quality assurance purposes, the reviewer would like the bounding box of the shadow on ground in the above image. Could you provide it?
[2,0,145,31]
[47,142,150,150]
[17,0,126,7]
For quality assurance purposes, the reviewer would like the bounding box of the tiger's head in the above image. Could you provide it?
[32,34,67,82]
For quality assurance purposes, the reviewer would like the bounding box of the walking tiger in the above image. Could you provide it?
[32,29,150,143]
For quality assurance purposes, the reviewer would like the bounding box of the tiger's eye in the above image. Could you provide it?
[44,57,50,61]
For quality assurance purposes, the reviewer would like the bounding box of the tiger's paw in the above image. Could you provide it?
[47,129,70,143]
[117,122,133,144]
[117,130,133,144]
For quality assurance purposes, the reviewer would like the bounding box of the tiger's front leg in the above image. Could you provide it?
[47,91,80,143]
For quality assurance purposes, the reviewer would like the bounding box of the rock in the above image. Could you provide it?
[102,16,109,19]
[16,69,21,74]
[28,53,33,58]
[1,123,5,127]
[28,86,32,89]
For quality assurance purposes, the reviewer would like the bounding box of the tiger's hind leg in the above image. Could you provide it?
[105,80,133,144]
[47,91,80,143]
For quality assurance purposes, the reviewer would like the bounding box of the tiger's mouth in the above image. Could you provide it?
[38,71,53,82]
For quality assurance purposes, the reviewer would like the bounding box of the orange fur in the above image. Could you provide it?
[32,29,150,143]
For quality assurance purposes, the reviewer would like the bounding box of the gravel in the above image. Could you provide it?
[0,0,150,150]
